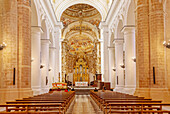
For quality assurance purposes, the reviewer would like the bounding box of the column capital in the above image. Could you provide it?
[41,39,51,45]
[54,22,63,32]
[98,39,103,42]
[31,26,43,33]
[49,47,56,50]
[60,38,64,42]
[121,25,135,33]
[108,46,115,49]
[107,46,115,50]
[99,22,109,31]
[113,39,124,44]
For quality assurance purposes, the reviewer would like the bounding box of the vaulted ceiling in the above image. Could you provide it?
[51,2,105,74]
[61,4,101,55]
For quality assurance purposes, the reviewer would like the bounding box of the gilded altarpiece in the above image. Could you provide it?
[73,58,89,85]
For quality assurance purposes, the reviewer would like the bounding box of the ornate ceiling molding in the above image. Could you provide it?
[54,0,107,21]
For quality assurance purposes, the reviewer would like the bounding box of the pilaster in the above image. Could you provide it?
[54,22,63,82]
[99,22,110,82]
[114,39,124,92]
[49,47,56,88]
[122,26,136,95]
[41,39,50,94]
[108,46,115,88]
[31,26,43,95]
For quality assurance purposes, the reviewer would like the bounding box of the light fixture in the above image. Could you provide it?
[112,68,116,71]
[0,42,7,50]
[49,68,52,71]
[31,58,34,62]
[132,57,136,62]
[40,64,45,69]
[120,64,125,68]
[163,40,170,49]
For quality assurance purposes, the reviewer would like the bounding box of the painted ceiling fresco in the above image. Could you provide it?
[61,4,102,28]
[59,3,103,74]
[61,4,101,55]
[68,35,94,55]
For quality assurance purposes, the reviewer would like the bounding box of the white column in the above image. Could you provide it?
[41,39,50,94]
[54,22,63,82]
[60,39,64,82]
[114,40,124,92]
[108,47,115,88]
[99,22,110,82]
[31,26,43,95]
[99,39,104,81]
[49,47,56,88]
[122,26,136,94]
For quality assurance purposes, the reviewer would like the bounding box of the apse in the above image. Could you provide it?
[60,4,102,85]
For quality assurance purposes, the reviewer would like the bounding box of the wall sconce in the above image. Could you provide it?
[132,57,136,62]
[0,42,7,50]
[49,68,52,71]
[163,40,170,49]
[31,58,34,62]
[112,68,116,71]
[40,64,45,69]
[120,64,125,68]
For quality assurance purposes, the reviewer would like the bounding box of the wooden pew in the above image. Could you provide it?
[90,90,149,108]
[0,103,64,114]
[15,91,75,110]
[0,91,75,114]
[102,99,162,112]
[107,103,170,114]
[90,90,170,114]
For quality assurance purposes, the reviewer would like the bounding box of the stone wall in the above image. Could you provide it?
[0,0,33,103]
[135,0,169,101]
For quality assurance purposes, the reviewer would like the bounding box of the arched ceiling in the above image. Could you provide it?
[51,0,112,21]
[61,4,102,28]
[68,34,95,55]
[60,4,101,55]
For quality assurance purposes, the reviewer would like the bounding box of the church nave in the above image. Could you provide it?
[67,95,100,114]
[0,0,170,113]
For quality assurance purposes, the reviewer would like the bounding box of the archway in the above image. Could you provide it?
[114,20,124,92]
[126,0,135,25]
[55,0,106,21]
[31,0,42,95]
[123,0,136,94]
[40,20,50,93]
[108,31,116,88]
[60,4,102,87]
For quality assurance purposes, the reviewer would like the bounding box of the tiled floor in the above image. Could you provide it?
[67,95,100,114]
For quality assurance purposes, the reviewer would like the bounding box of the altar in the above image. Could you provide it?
[75,82,88,86]
[73,58,89,85]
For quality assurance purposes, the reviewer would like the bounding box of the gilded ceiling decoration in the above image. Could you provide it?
[60,4,101,76]
[61,4,102,28]
[68,35,94,55]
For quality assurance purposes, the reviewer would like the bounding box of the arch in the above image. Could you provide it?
[41,19,49,39]
[31,0,40,26]
[125,0,135,25]
[63,21,99,39]
[109,31,115,46]
[116,20,124,39]
[55,0,107,21]
[66,32,95,42]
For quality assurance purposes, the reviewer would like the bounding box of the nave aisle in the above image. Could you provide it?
[66,95,102,114]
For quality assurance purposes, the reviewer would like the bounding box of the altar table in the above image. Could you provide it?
[75,82,88,86]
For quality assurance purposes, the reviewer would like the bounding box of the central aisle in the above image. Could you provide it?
[66,95,97,114]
